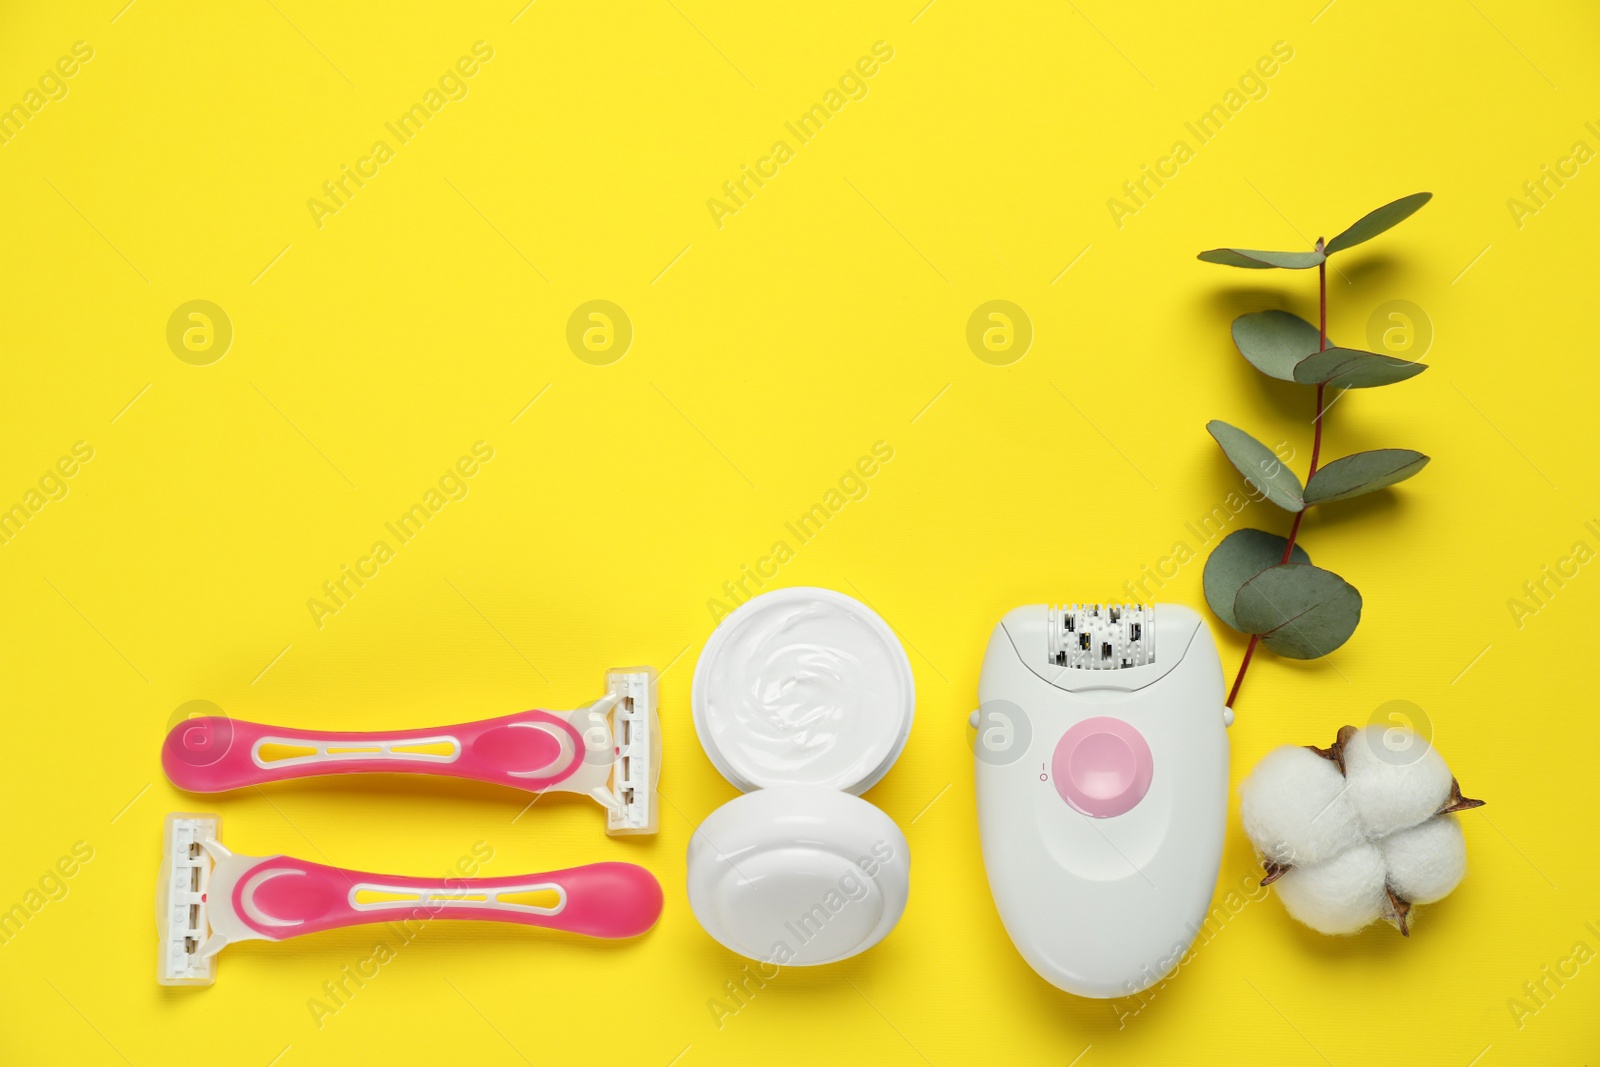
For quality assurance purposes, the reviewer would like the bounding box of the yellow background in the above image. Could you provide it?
[2,0,1596,1063]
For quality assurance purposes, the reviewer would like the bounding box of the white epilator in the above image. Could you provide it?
[973,603,1229,998]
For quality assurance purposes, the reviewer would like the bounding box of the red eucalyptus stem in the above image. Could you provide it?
[1226,634,1259,708]
[1226,243,1330,711]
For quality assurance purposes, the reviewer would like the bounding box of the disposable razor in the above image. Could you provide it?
[158,813,663,986]
[162,668,659,836]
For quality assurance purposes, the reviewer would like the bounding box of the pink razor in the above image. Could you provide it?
[158,813,663,985]
[162,668,659,836]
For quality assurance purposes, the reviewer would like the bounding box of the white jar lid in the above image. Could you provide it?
[692,587,915,794]
[686,786,910,965]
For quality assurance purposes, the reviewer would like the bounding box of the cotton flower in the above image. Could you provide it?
[1239,724,1483,935]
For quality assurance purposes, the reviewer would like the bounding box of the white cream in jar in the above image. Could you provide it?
[692,587,914,793]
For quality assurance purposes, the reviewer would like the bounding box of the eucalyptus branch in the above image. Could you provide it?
[1198,195,1434,711]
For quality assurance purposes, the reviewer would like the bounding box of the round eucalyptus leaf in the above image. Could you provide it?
[1206,420,1304,512]
[1232,310,1324,381]
[1234,564,1363,659]
[1303,449,1430,504]
[1203,528,1313,631]
[1198,248,1326,270]
[1293,347,1427,388]
[1324,192,1433,255]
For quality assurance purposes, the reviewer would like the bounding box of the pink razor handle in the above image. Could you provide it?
[221,858,662,941]
[164,711,589,794]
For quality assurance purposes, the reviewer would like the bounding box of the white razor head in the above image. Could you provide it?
[157,813,220,986]
[1047,603,1155,670]
[605,667,659,836]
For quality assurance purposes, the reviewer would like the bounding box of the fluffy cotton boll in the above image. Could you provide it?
[1340,726,1454,836]
[1240,745,1364,867]
[1381,816,1467,905]
[1274,842,1388,935]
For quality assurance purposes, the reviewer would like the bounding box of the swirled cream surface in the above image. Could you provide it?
[694,589,913,792]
